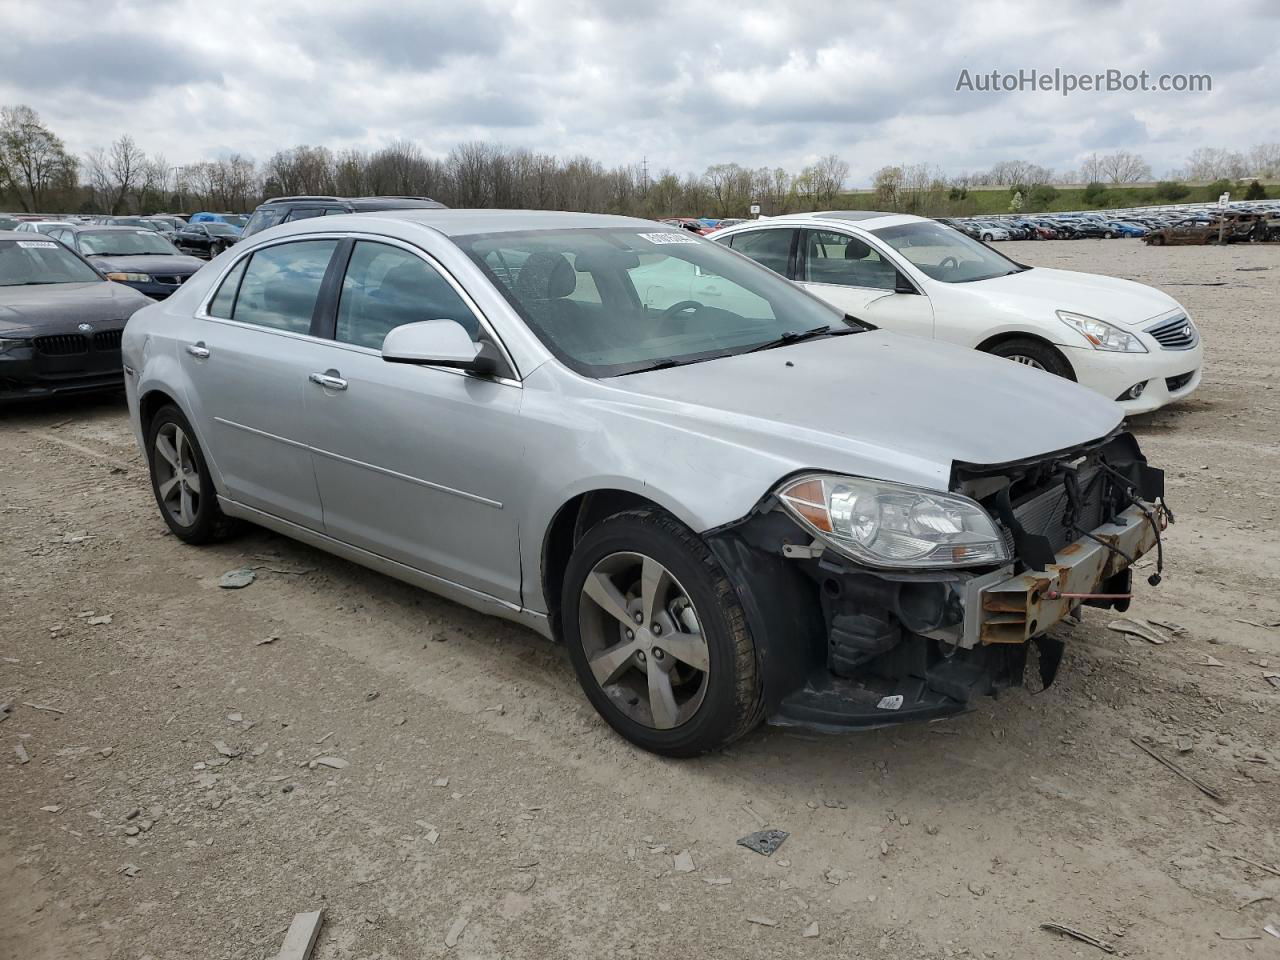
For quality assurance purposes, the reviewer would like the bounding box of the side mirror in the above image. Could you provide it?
[894,272,917,295]
[382,319,499,376]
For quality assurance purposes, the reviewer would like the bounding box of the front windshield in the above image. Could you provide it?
[0,238,102,286]
[79,230,180,256]
[870,221,1025,283]
[457,227,856,377]
[204,223,240,236]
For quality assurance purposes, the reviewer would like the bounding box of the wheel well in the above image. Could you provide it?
[541,489,666,639]
[138,389,179,435]
[975,332,1076,381]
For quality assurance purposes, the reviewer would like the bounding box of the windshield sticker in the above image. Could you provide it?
[638,232,699,245]
[16,240,58,249]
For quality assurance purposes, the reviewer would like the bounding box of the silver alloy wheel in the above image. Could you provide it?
[154,422,201,526]
[1006,354,1046,370]
[578,551,710,730]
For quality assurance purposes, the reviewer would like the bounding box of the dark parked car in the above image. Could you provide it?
[44,225,205,300]
[239,195,446,242]
[173,221,242,258]
[0,232,152,401]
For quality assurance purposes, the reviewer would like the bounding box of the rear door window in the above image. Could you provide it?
[726,229,795,276]
[231,240,338,334]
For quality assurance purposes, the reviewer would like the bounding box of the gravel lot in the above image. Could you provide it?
[2,239,1278,960]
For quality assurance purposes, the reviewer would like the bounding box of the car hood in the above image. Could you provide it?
[589,331,1123,491]
[85,254,204,276]
[965,266,1181,325]
[0,281,151,336]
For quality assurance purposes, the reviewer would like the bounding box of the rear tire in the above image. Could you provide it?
[986,338,1075,380]
[146,404,238,544]
[561,509,763,757]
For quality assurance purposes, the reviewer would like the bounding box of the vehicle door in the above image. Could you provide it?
[178,237,343,530]
[300,238,525,604]
[795,229,934,338]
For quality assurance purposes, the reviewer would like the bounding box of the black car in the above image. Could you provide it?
[239,195,446,241]
[43,225,205,300]
[173,221,242,258]
[0,232,152,402]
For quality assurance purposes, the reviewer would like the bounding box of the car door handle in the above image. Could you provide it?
[309,371,348,391]
[186,343,210,359]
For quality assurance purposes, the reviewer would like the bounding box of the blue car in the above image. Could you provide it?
[186,212,243,234]
[1105,221,1147,238]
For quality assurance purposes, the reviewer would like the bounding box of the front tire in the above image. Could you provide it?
[146,404,238,544]
[986,337,1075,380]
[561,509,763,757]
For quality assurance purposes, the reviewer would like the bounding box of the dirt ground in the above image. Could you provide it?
[2,239,1278,960]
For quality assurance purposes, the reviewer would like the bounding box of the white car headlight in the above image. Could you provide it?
[1056,310,1147,353]
[777,475,1009,568]
[103,272,152,283]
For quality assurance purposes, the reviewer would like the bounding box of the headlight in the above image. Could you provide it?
[0,337,32,355]
[104,272,151,283]
[1056,310,1147,353]
[777,475,1009,568]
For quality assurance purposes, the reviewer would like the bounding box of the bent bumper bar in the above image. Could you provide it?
[964,503,1160,647]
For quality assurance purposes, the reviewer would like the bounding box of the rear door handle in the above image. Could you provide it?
[185,343,210,359]
[309,371,348,391]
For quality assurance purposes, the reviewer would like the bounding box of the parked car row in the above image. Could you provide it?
[962,199,1280,245]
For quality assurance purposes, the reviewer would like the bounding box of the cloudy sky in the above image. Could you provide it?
[2,0,1276,184]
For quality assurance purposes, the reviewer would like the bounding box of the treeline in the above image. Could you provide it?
[2,103,1278,218]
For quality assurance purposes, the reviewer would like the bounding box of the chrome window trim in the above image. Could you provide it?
[194,231,523,386]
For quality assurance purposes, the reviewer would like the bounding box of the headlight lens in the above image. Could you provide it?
[0,337,32,355]
[104,272,151,283]
[778,475,1009,567]
[1056,310,1147,353]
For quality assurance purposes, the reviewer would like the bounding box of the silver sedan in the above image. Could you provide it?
[123,210,1169,755]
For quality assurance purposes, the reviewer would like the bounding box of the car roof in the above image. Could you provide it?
[59,224,152,232]
[722,211,925,232]
[331,208,680,238]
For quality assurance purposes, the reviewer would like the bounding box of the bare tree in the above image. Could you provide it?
[1078,152,1105,184]
[1181,146,1248,181]
[1246,142,1280,178]
[1098,150,1151,183]
[0,105,77,212]
[86,134,147,214]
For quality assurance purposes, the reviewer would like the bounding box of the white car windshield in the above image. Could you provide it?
[458,227,862,377]
[870,221,1027,284]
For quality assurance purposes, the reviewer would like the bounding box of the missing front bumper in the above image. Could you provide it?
[963,502,1162,648]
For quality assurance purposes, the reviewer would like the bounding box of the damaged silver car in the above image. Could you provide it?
[122,210,1171,756]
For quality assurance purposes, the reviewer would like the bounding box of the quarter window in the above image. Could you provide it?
[336,241,480,349]
[231,240,337,333]
[803,231,898,290]
[207,257,249,319]
[727,229,794,276]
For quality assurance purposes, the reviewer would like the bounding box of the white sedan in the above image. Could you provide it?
[707,212,1203,414]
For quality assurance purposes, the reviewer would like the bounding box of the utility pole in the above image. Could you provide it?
[640,157,650,195]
